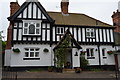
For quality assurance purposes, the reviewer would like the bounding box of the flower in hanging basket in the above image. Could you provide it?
[107,51,113,55]
[12,48,20,53]
[80,51,86,55]
[43,48,49,53]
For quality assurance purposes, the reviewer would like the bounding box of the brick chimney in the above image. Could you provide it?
[6,2,20,49]
[112,1,120,32]
[10,2,20,16]
[112,10,120,32]
[61,0,69,14]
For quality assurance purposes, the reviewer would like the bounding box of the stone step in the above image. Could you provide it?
[63,69,75,73]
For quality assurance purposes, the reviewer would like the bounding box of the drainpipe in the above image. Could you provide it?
[114,46,119,80]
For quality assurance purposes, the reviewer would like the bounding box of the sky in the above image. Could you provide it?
[0,0,120,40]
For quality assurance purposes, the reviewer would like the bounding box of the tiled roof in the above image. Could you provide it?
[48,12,113,27]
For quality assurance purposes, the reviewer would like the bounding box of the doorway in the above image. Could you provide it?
[64,49,72,69]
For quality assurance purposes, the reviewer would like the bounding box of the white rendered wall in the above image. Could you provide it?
[10,44,53,67]
[81,45,99,65]
[81,45,115,66]
[4,49,11,66]
[100,46,115,65]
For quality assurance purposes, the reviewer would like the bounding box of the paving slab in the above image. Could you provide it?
[2,71,120,80]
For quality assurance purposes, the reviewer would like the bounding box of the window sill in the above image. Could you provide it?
[56,33,64,35]
[87,57,95,59]
[103,57,107,59]
[22,35,41,37]
[86,37,95,39]
[23,58,40,60]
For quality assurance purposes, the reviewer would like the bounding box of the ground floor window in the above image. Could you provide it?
[86,48,95,59]
[23,48,40,60]
[102,48,107,59]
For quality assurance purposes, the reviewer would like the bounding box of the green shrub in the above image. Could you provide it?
[80,56,88,69]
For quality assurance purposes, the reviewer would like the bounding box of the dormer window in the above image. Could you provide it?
[86,28,95,38]
[23,20,41,35]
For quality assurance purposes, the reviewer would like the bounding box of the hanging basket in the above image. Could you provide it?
[43,48,49,53]
[12,48,20,53]
[107,51,113,55]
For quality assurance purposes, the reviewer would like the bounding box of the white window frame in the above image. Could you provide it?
[23,20,41,35]
[86,48,95,59]
[24,48,40,58]
[86,28,95,38]
[56,27,64,34]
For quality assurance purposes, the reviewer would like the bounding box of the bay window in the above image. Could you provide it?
[23,21,41,35]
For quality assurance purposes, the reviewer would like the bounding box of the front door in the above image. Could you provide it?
[65,49,72,69]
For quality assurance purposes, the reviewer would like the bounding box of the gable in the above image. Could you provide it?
[53,29,82,51]
[8,1,53,22]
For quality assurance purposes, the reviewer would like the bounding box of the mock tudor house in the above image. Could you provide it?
[5,0,116,68]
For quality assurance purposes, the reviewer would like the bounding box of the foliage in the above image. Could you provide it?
[13,48,20,53]
[43,48,49,53]
[54,34,71,68]
[2,41,6,52]
[107,51,113,55]
[80,56,89,69]
[0,31,6,52]
[48,66,53,72]
[89,68,103,72]
[80,51,86,55]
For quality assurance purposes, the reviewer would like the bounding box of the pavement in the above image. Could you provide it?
[2,71,120,80]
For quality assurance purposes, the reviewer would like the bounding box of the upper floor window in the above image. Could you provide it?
[23,21,41,35]
[86,28,95,38]
[57,27,64,34]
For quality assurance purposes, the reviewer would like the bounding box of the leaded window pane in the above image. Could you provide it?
[25,48,29,51]
[61,28,64,33]
[91,32,94,37]
[29,24,35,34]
[25,52,29,57]
[36,29,40,34]
[30,49,34,51]
[86,49,90,56]
[90,49,94,56]
[87,32,91,37]
[24,28,27,34]
[35,52,39,57]
[57,28,60,33]
[102,49,105,56]
[36,23,40,27]
[35,48,39,51]
[30,52,34,57]
[24,23,28,27]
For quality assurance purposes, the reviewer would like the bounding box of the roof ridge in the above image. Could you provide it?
[25,0,38,2]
